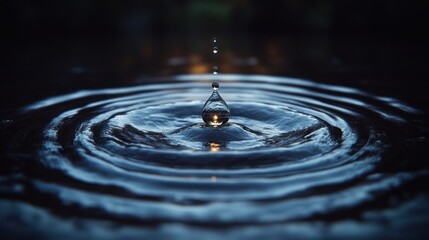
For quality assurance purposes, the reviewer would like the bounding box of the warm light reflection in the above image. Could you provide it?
[211,176,217,182]
[210,142,220,152]
[209,115,222,126]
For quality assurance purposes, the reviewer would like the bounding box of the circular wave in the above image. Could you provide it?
[2,74,428,233]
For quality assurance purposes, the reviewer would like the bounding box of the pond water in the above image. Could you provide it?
[1,74,428,239]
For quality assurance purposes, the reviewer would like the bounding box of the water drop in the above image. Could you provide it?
[213,38,217,43]
[213,47,218,54]
[213,66,219,74]
[202,82,230,126]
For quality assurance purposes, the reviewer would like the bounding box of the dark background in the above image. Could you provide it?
[1,0,429,114]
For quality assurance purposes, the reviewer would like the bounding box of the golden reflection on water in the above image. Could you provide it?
[210,142,220,152]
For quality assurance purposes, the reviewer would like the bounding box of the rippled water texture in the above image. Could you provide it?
[1,74,429,239]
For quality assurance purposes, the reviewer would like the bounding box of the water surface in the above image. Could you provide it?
[1,74,428,239]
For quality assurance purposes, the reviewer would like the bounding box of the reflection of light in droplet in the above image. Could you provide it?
[209,115,222,126]
[211,176,217,182]
[213,47,218,54]
[210,142,220,152]
[213,66,219,74]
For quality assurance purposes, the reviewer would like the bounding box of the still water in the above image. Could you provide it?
[1,74,428,239]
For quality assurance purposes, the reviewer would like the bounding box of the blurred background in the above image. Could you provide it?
[1,0,428,113]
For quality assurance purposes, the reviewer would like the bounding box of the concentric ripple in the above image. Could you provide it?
[1,74,428,238]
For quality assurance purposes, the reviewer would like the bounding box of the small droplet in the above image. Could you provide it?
[213,47,218,54]
[202,82,230,126]
[213,38,217,43]
[212,81,219,90]
[213,66,219,74]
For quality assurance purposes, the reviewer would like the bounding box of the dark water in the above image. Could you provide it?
[1,74,429,239]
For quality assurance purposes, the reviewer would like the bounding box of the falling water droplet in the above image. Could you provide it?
[213,38,217,43]
[213,47,218,54]
[202,82,230,126]
[213,66,219,74]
